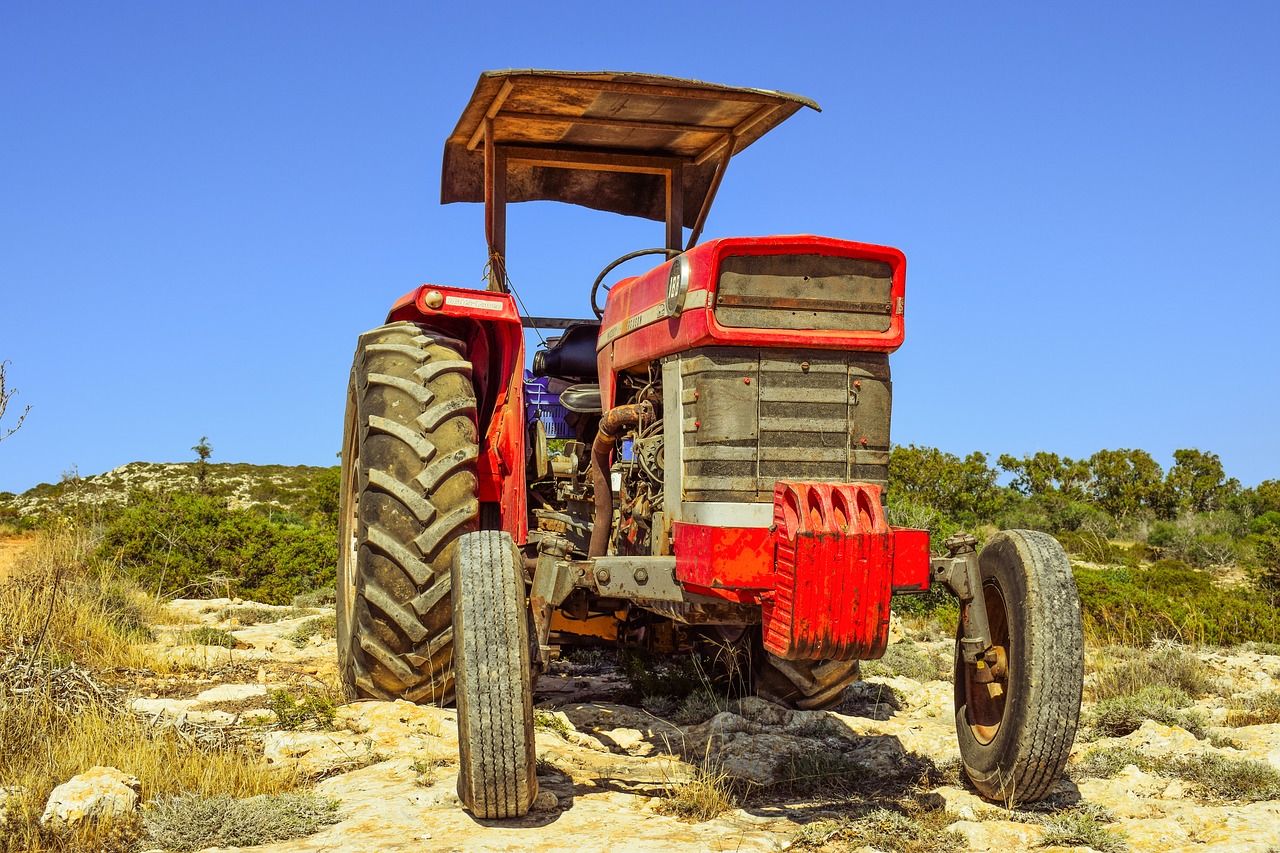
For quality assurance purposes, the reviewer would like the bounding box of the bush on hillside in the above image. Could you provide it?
[1074,560,1280,646]
[98,490,335,605]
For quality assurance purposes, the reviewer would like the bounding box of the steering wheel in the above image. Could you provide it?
[590,248,683,319]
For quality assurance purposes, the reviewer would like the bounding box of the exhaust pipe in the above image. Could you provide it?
[588,400,654,557]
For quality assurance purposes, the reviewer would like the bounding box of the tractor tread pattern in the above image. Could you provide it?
[453,531,537,819]
[338,321,478,707]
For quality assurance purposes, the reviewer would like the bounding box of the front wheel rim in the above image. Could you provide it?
[965,581,1010,745]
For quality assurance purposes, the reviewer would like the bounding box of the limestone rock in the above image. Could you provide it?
[949,818,1041,850]
[195,682,267,703]
[40,766,140,827]
[531,790,559,811]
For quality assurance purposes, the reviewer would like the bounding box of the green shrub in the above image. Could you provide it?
[1075,561,1280,646]
[533,710,571,739]
[267,690,336,731]
[98,490,336,605]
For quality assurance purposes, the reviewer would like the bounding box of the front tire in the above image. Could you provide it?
[453,530,538,819]
[337,321,479,705]
[954,529,1083,805]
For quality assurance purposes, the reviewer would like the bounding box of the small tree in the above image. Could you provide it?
[192,436,213,490]
[1087,448,1168,519]
[1166,448,1238,514]
[0,360,30,443]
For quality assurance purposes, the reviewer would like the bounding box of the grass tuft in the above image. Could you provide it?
[1226,691,1280,726]
[1091,645,1216,702]
[533,709,571,739]
[657,763,737,821]
[142,793,340,851]
[410,757,449,787]
[267,690,336,731]
[1037,811,1127,851]
[214,606,309,626]
[778,750,948,799]
[1072,746,1280,800]
[792,807,964,852]
[1088,685,1210,739]
[291,586,336,609]
[861,640,951,682]
[285,614,336,648]
[177,626,238,648]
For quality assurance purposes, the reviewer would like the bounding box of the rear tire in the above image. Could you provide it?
[337,321,478,705]
[954,529,1083,805]
[453,530,538,819]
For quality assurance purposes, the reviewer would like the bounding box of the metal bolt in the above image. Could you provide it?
[854,379,862,389]
[800,361,810,373]
[694,420,700,428]
[634,568,649,584]
[743,377,751,384]
[595,568,611,585]
[424,290,444,309]
[860,437,868,445]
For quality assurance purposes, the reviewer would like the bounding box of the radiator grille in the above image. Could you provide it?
[679,347,891,503]
[715,254,893,332]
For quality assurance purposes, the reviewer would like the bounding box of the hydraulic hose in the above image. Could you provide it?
[588,400,655,557]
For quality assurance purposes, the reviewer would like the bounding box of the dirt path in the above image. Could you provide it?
[0,534,35,581]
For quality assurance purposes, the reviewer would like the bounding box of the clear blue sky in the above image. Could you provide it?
[2,1,1277,493]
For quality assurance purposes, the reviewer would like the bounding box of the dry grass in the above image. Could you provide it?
[657,762,737,821]
[0,689,303,851]
[0,527,306,852]
[0,527,173,671]
[1089,644,1219,702]
[1226,691,1280,727]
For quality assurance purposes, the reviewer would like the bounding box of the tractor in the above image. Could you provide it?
[336,70,1084,819]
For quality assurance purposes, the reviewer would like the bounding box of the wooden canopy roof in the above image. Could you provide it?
[441,70,819,237]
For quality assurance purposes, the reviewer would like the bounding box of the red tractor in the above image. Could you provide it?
[337,70,1084,818]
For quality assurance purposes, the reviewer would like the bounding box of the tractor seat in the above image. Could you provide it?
[558,384,602,414]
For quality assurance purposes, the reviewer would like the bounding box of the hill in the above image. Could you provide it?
[0,461,337,526]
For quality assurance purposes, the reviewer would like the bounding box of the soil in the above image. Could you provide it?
[0,534,34,581]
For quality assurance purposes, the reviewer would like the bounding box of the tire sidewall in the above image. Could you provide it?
[953,531,1033,788]
[336,382,360,696]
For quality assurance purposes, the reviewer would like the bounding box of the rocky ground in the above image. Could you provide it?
[28,594,1267,853]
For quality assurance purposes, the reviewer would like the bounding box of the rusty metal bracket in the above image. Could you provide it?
[589,556,683,602]
[530,537,575,667]
[930,532,993,667]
